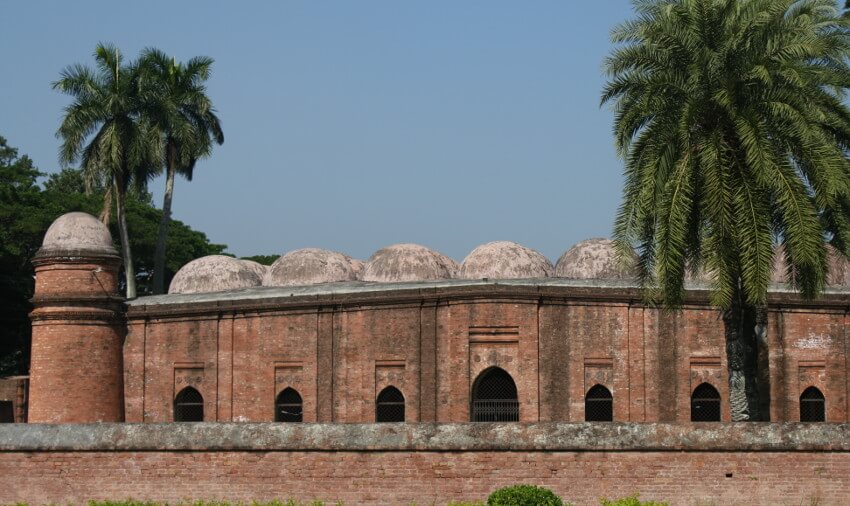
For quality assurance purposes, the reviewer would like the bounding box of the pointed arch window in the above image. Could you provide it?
[276,387,303,422]
[376,386,405,422]
[800,387,825,422]
[174,387,203,422]
[585,384,613,422]
[691,383,721,422]
[471,367,519,422]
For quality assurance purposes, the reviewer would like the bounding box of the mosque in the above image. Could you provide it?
[13,211,850,424]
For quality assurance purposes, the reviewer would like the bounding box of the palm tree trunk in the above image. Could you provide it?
[152,143,176,294]
[723,282,761,421]
[114,175,136,299]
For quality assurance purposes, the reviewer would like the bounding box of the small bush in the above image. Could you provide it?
[600,494,668,506]
[487,485,565,506]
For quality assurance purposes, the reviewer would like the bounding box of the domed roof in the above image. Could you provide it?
[264,248,359,286]
[361,243,457,282]
[349,258,365,279]
[459,241,553,280]
[772,244,850,286]
[39,212,116,256]
[555,238,635,280]
[168,255,263,294]
[239,259,268,280]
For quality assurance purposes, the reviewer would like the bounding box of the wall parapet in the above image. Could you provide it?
[2,422,849,452]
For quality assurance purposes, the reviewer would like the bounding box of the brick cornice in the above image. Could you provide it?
[125,283,850,320]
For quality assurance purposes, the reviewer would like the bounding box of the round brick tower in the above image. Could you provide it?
[28,212,125,422]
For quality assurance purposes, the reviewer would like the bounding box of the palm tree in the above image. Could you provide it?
[138,48,224,295]
[53,43,159,299]
[602,0,850,420]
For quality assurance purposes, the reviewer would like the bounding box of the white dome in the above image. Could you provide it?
[239,259,269,280]
[459,241,553,280]
[555,238,635,280]
[169,255,263,294]
[40,212,115,255]
[361,243,456,282]
[264,248,358,286]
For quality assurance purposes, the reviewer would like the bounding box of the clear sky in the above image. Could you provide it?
[0,0,634,262]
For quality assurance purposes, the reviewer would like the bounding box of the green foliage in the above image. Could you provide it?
[0,137,227,376]
[602,0,850,309]
[53,42,165,298]
[600,495,668,506]
[486,485,565,506]
[241,254,280,266]
[136,47,225,294]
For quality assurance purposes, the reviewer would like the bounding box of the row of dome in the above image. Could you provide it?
[34,213,850,295]
[169,239,850,295]
[169,239,631,294]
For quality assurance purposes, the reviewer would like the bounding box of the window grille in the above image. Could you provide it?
[800,387,825,422]
[276,387,303,422]
[471,367,519,422]
[690,383,721,422]
[174,387,204,422]
[585,384,613,422]
[376,386,405,422]
[0,401,12,423]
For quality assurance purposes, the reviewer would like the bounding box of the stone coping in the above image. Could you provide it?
[1,422,849,452]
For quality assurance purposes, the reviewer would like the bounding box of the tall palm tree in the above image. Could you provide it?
[54,43,160,299]
[138,48,224,295]
[602,0,850,420]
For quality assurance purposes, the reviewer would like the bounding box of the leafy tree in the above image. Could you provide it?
[602,0,850,420]
[138,48,224,294]
[53,43,162,298]
[0,137,227,376]
[240,254,279,266]
[0,137,45,375]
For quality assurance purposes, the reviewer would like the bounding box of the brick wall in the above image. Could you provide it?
[1,423,848,505]
[125,284,850,424]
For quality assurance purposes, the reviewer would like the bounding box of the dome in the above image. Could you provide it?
[39,212,116,255]
[555,238,635,280]
[361,243,456,282]
[168,255,263,294]
[264,248,358,286]
[239,259,268,280]
[349,258,365,279]
[459,241,553,280]
[772,244,850,286]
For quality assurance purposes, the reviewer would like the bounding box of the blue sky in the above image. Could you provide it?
[0,0,634,262]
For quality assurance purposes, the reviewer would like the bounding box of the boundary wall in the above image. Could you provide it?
[2,422,850,505]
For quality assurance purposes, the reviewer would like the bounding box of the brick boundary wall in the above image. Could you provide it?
[2,423,850,505]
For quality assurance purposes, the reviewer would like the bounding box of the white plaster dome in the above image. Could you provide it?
[39,212,116,255]
[349,258,365,279]
[168,255,263,294]
[555,238,636,280]
[772,244,850,286]
[361,243,457,282]
[459,241,553,280]
[264,248,359,286]
[239,259,268,280]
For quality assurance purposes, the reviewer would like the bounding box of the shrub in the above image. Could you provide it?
[487,485,565,506]
[600,494,668,506]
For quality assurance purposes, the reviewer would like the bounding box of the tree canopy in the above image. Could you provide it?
[602,0,850,421]
[0,136,227,376]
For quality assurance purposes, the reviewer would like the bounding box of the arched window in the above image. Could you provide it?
[800,386,825,422]
[376,386,405,422]
[585,384,613,422]
[275,387,303,422]
[471,367,519,422]
[691,383,721,422]
[174,387,203,422]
